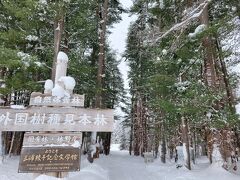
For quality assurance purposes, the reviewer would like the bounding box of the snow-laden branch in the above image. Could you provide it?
[154,0,210,43]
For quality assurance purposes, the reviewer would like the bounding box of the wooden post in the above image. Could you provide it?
[8,132,15,158]
[51,18,64,83]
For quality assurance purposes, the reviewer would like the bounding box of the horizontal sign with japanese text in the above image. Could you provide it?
[18,147,80,173]
[23,132,82,147]
[29,93,84,107]
[0,107,114,132]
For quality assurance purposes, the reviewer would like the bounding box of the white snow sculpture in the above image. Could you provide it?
[44,79,53,94]
[58,76,76,97]
[52,84,65,98]
[55,51,69,84]
[51,51,76,98]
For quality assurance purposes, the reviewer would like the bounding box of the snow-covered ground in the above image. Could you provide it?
[0,144,240,180]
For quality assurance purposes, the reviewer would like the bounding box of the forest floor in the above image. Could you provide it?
[0,145,240,180]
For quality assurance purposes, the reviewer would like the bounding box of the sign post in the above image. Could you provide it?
[0,52,114,179]
[0,107,114,132]
[19,147,81,173]
[18,132,82,174]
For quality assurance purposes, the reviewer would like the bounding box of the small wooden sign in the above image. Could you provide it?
[18,147,80,173]
[29,93,84,107]
[0,107,114,132]
[23,132,82,147]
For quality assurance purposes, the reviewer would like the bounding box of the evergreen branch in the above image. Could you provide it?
[154,0,210,43]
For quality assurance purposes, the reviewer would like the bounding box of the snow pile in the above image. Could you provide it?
[52,84,65,98]
[58,76,76,91]
[17,52,31,67]
[148,2,157,8]
[111,144,120,151]
[25,35,38,42]
[52,76,76,98]
[206,111,212,119]
[189,24,207,38]
[176,146,185,163]
[44,79,54,92]
[35,175,65,180]
[39,0,47,5]
[212,144,223,166]
[1,151,240,180]
[236,104,240,114]
[69,159,109,180]
[25,141,81,148]
[182,143,188,162]
[159,0,165,9]
[162,49,167,55]
[0,98,5,103]
[174,81,191,92]
[72,141,81,148]
[34,62,43,67]
[1,83,6,88]
[57,51,69,63]
[10,105,26,109]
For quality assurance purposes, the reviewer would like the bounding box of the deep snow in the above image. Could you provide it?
[0,144,240,180]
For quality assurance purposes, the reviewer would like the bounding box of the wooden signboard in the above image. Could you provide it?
[29,93,84,107]
[23,132,82,147]
[18,147,80,173]
[0,107,114,132]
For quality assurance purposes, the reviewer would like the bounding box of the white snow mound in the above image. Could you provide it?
[52,84,65,98]
[58,76,76,90]
[189,24,207,38]
[57,51,69,63]
[44,79,54,91]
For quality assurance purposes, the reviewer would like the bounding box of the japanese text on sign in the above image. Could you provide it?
[18,147,80,173]
[0,107,114,131]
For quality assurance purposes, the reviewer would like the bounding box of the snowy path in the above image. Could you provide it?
[1,149,240,180]
[68,150,240,180]
[96,151,158,180]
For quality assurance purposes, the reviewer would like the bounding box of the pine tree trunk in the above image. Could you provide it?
[160,118,167,163]
[182,117,191,170]
[143,100,148,153]
[215,38,235,112]
[200,1,218,88]
[193,125,197,161]
[96,0,108,108]
[133,94,141,156]
[160,133,166,163]
[129,98,135,155]
[154,123,161,158]
[94,0,110,158]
